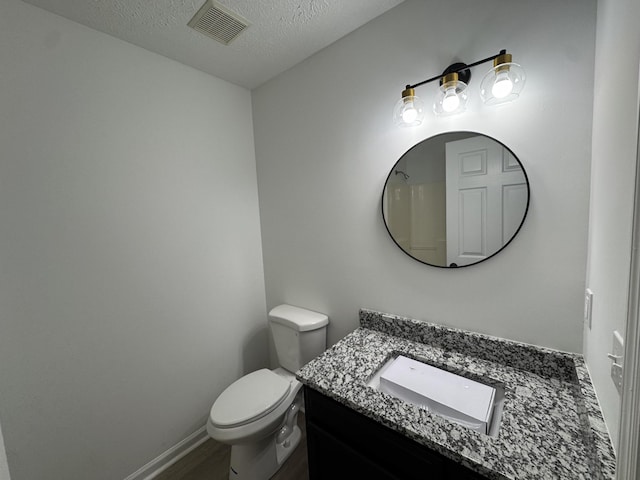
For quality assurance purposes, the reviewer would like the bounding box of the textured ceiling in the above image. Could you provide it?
[22,0,405,89]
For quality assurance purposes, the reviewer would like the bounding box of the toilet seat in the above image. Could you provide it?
[210,369,291,428]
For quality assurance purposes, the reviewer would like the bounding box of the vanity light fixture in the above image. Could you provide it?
[393,50,526,127]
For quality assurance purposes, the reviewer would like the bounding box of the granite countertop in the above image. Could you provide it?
[296,308,617,480]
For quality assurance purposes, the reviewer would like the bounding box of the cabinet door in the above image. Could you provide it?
[306,423,401,479]
[446,461,490,480]
[304,387,489,480]
[305,387,446,479]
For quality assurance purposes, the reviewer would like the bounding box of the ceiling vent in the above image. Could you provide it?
[188,0,250,45]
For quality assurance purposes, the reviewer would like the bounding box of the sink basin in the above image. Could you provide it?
[367,355,504,436]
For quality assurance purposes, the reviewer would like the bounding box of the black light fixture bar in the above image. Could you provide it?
[405,49,508,91]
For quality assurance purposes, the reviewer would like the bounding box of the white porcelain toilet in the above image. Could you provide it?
[206,304,329,480]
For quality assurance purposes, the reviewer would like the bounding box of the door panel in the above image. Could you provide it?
[446,136,526,266]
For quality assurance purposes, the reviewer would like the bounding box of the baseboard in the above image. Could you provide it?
[123,426,209,480]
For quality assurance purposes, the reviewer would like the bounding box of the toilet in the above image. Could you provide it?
[206,304,329,480]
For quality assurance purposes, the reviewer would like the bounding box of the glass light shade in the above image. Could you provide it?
[393,89,426,127]
[433,75,468,116]
[480,62,526,106]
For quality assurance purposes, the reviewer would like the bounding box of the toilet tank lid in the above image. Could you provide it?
[269,304,329,331]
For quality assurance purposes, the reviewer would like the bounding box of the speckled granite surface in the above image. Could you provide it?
[296,308,617,480]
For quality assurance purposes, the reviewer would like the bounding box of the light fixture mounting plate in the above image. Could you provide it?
[441,62,471,85]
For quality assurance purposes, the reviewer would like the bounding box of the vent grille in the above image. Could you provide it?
[188,0,250,45]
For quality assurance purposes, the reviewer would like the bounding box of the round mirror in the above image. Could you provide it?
[382,132,530,268]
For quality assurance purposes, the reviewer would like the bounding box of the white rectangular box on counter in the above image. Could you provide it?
[379,355,496,434]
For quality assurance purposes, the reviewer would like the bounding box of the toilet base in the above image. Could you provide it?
[228,425,302,480]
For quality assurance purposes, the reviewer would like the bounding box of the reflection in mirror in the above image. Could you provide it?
[382,132,529,268]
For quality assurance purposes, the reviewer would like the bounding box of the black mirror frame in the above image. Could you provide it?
[381,131,531,268]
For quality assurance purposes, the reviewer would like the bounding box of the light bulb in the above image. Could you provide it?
[393,88,425,127]
[480,53,525,106]
[433,74,468,116]
[441,87,460,113]
[401,102,418,124]
[492,71,513,99]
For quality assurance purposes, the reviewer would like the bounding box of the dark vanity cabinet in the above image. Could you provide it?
[304,386,488,480]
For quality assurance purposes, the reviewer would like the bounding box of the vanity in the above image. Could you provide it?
[296,309,617,480]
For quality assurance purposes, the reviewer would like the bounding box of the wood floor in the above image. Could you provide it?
[154,414,309,480]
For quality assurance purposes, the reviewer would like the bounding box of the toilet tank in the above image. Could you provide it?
[269,304,329,372]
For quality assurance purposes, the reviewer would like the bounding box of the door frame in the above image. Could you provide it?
[616,79,640,480]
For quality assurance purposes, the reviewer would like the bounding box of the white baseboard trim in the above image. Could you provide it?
[123,426,209,480]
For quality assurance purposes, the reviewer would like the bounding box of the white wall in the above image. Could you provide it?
[0,1,267,479]
[585,0,640,453]
[253,0,597,352]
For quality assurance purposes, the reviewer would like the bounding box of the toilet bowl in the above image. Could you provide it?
[206,304,328,480]
[207,368,303,479]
